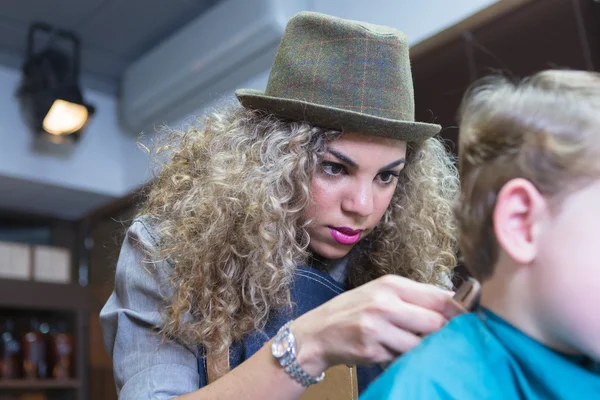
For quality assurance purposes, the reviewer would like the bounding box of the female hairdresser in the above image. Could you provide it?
[100,11,461,400]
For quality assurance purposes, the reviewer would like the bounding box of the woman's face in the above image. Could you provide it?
[305,132,407,259]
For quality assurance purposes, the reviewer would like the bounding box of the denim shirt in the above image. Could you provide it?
[100,218,383,399]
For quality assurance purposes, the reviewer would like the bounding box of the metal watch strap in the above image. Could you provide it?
[274,320,325,387]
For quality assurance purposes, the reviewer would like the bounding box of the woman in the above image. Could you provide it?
[100,11,461,400]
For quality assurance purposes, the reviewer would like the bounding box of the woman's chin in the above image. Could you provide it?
[309,241,353,260]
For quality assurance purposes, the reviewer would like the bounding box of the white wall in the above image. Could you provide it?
[0,65,128,196]
[0,64,138,218]
[314,0,498,45]
[120,69,271,192]
[0,61,267,219]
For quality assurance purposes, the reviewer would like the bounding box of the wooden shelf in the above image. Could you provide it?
[0,279,88,311]
[0,379,80,390]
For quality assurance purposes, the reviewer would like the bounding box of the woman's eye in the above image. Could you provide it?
[378,171,398,184]
[322,162,346,176]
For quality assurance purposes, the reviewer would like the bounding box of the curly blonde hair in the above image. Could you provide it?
[139,102,458,354]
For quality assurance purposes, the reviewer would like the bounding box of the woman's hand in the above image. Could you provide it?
[290,275,463,375]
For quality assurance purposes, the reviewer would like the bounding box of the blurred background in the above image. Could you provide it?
[0,0,597,398]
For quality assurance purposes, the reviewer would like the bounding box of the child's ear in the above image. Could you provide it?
[493,178,547,265]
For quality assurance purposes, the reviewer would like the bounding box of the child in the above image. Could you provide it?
[360,69,600,399]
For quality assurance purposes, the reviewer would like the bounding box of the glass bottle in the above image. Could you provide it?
[0,319,21,379]
[50,321,73,379]
[22,319,48,379]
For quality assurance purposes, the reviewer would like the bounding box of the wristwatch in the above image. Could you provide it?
[271,320,325,387]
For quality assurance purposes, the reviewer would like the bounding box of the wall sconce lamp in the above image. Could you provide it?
[16,23,95,144]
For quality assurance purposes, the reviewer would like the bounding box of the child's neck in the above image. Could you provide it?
[479,260,580,356]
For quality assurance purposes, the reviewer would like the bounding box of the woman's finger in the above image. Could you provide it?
[374,275,456,314]
[377,321,422,356]
[383,299,448,335]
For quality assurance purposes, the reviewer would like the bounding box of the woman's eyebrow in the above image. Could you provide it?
[379,159,406,172]
[327,149,358,168]
[327,148,405,172]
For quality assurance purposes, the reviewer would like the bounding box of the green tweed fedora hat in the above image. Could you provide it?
[236,11,441,142]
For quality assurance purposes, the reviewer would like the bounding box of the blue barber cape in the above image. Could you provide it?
[360,308,600,399]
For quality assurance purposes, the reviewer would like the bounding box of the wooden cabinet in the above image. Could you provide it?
[0,279,88,400]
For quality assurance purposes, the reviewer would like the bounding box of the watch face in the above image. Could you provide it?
[272,335,291,358]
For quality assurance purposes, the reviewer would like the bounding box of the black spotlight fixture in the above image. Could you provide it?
[16,23,95,144]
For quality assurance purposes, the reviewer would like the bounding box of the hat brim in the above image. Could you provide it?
[235,89,441,142]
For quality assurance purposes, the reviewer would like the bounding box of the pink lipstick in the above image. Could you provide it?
[328,226,363,245]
